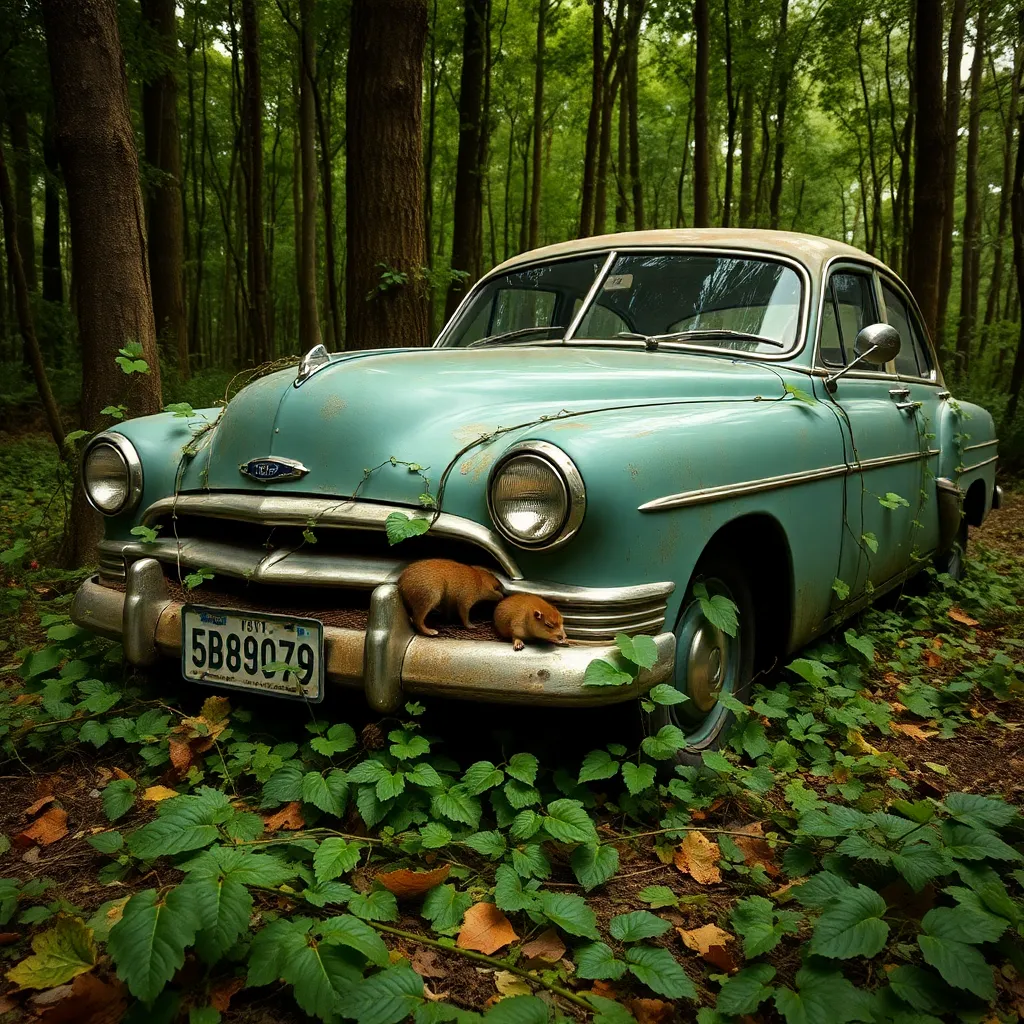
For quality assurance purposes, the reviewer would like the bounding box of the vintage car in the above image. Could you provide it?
[70,229,1000,755]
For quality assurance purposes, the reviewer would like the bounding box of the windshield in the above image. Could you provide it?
[440,250,804,356]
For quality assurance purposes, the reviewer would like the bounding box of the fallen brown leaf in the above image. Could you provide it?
[677,923,734,955]
[585,980,620,1000]
[19,808,67,847]
[110,768,131,781]
[626,997,673,1024]
[673,831,721,884]
[24,795,55,817]
[457,903,519,955]
[948,606,979,627]
[731,822,780,877]
[770,878,806,899]
[209,976,246,1013]
[890,722,938,742]
[521,928,566,964]
[494,970,531,997]
[0,933,21,945]
[422,984,450,1002]
[923,650,942,669]
[35,973,127,1024]
[30,985,73,1008]
[142,786,179,803]
[168,738,193,775]
[200,695,231,723]
[12,694,40,706]
[263,802,305,831]
[376,865,450,899]
[0,996,14,1013]
[410,948,447,979]
[883,671,902,687]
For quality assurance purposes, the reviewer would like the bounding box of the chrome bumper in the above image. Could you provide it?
[993,484,1004,510]
[71,558,676,711]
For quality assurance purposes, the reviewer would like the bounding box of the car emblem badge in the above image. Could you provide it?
[239,456,309,483]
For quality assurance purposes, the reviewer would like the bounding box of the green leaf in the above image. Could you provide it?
[419,823,452,849]
[773,965,871,1024]
[102,779,137,821]
[585,995,636,1024]
[183,873,252,964]
[318,915,390,967]
[641,725,686,760]
[463,831,507,859]
[693,582,739,637]
[625,945,695,999]
[190,1008,220,1024]
[87,830,123,855]
[831,578,850,601]
[347,964,425,1024]
[638,885,678,909]
[543,799,598,845]
[506,753,539,785]
[385,512,431,545]
[509,810,542,841]
[615,633,658,670]
[5,916,97,990]
[943,792,1017,830]
[731,896,801,957]
[405,762,443,790]
[891,843,950,891]
[809,885,888,959]
[431,786,482,829]
[860,532,878,554]
[127,789,230,859]
[504,779,541,809]
[583,657,634,687]
[575,941,628,980]
[887,965,950,1014]
[511,843,551,880]
[305,882,355,908]
[107,887,200,1002]
[388,729,430,760]
[792,872,852,909]
[941,822,1022,861]
[843,630,874,663]
[648,683,687,706]
[571,844,619,890]
[463,761,505,795]
[578,750,620,784]
[878,491,910,509]
[716,963,776,1017]
[494,865,536,913]
[310,723,357,757]
[422,884,473,932]
[375,771,406,803]
[263,763,305,804]
[349,889,399,923]
[917,932,993,1000]
[621,762,656,795]
[163,402,196,418]
[610,911,671,942]
[784,383,818,405]
[303,770,349,817]
[536,891,598,938]
[484,996,548,1024]
[314,838,364,883]
[920,904,1005,945]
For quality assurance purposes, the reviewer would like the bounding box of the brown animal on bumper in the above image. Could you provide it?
[398,559,504,636]
[494,593,568,650]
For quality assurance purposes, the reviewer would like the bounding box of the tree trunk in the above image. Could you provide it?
[738,12,753,229]
[616,61,628,229]
[41,103,63,306]
[579,0,603,238]
[41,0,164,565]
[593,0,625,236]
[900,2,915,278]
[239,0,270,363]
[528,0,547,249]
[935,0,967,354]
[675,94,692,227]
[855,19,882,255]
[444,0,488,319]
[7,109,36,294]
[722,0,737,228]
[626,0,643,230]
[0,143,64,450]
[907,0,946,339]
[140,0,189,378]
[768,0,789,231]
[693,0,709,228]
[953,5,986,377]
[1004,49,1024,425]
[345,0,429,350]
[298,0,320,348]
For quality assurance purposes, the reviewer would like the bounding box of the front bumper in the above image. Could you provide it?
[71,558,676,711]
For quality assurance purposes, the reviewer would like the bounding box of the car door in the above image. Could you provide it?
[818,264,924,598]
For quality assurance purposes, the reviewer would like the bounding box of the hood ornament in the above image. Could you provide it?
[240,456,309,482]
[295,343,331,387]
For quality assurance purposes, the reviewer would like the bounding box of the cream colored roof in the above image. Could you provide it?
[489,228,888,280]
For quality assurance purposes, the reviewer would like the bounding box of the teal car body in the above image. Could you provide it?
[71,229,1000,753]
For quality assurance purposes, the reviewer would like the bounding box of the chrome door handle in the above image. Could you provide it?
[895,401,921,412]
[888,387,911,400]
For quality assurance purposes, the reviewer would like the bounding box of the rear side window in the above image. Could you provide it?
[819,271,877,366]
[881,281,934,379]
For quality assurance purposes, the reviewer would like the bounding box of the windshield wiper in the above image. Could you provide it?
[615,329,787,351]
[467,326,564,348]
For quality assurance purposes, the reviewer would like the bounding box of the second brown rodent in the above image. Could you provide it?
[397,558,504,636]
[493,593,568,650]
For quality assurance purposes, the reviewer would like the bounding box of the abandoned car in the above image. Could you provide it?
[71,229,1000,754]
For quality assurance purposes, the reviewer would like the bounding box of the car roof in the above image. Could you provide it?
[489,228,888,280]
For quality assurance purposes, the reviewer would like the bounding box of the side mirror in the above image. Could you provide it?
[854,323,901,364]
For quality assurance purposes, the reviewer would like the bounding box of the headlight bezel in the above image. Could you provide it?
[487,440,586,550]
[82,432,144,516]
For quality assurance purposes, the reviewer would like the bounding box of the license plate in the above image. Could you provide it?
[181,606,324,702]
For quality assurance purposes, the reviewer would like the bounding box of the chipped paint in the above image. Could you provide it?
[627,463,641,480]
[453,422,496,444]
[321,394,346,420]
[460,449,495,481]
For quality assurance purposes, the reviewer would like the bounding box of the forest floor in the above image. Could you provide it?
[0,431,1022,1024]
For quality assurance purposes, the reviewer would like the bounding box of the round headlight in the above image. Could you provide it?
[488,442,585,549]
[83,433,143,515]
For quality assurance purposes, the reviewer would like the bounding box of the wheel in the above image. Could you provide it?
[934,517,968,580]
[649,555,756,764]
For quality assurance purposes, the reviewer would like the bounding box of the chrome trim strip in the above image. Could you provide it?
[142,494,524,578]
[82,431,144,517]
[962,455,998,472]
[962,439,998,452]
[563,251,617,341]
[639,449,941,512]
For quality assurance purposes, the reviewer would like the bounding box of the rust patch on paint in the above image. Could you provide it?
[321,394,347,419]
[627,463,640,479]
[453,422,495,444]
[460,449,495,481]
[548,421,590,431]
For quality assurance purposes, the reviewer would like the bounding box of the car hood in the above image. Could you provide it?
[180,345,791,504]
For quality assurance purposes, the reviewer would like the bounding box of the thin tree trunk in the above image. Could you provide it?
[615,61,628,229]
[298,0,320,347]
[445,0,488,319]
[41,102,62,307]
[768,0,789,231]
[901,2,915,279]
[503,113,514,259]
[1004,39,1024,425]
[676,94,692,227]
[626,0,644,230]
[519,132,530,252]
[7,109,36,294]
[954,5,986,377]
[907,0,946,339]
[579,0,603,238]
[594,0,625,235]
[0,143,64,450]
[738,12,753,229]
[345,0,429,350]
[187,10,208,365]
[693,0,709,228]
[722,0,737,227]
[935,0,967,354]
[855,19,882,255]
[528,0,547,249]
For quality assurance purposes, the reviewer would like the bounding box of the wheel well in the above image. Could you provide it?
[700,514,793,673]
[964,480,987,528]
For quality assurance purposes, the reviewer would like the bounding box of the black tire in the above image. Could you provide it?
[648,553,756,766]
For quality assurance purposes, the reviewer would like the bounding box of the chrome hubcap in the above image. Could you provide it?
[687,622,729,712]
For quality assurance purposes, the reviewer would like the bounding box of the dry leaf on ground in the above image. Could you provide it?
[494,971,532,998]
[35,973,126,1024]
[209,976,246,1013]
[110,768,131,782]
[457,903,519,954]
[200,695,231,723]
[142,786,179,803]
[376,865,450,899]
[263,802,305,831]
[673,830,721,884]
[168,739,193,775]
[0,933,19,946]
[521,928,565,963]
[626,998,674,1024]
[24,795,55,817]
[890,722,938,742]
[923,650,942,669]
[948,606,979,627]
[677,924,738,972]
[731,822,780,877]
[19,808,67,847]
[410,949,447,979]
[422,984,450,1002]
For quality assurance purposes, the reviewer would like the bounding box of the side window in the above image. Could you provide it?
[881,281,934,380]
[819,270,877,367]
